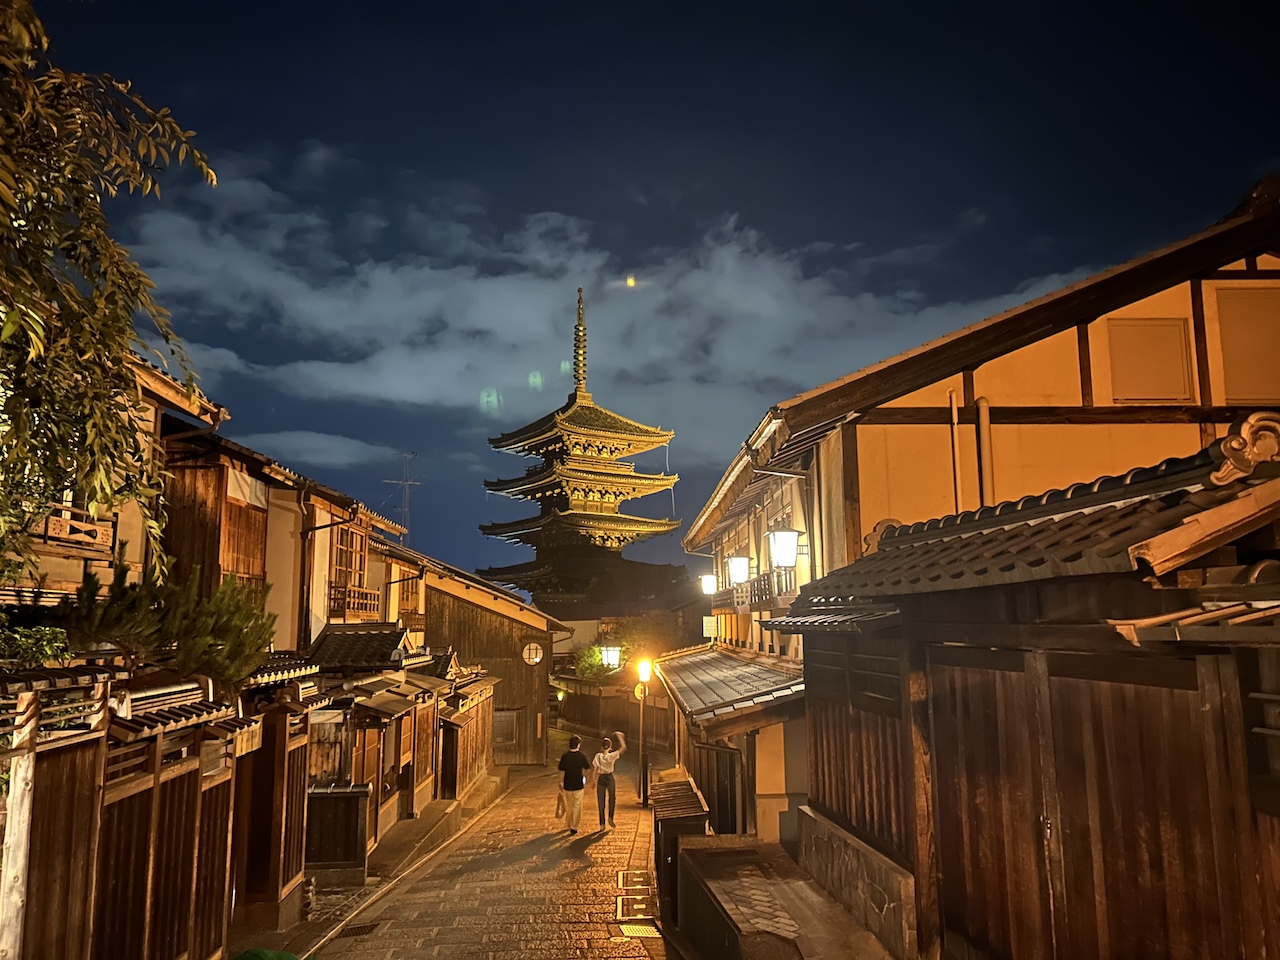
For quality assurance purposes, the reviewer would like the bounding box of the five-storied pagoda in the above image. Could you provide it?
[478,288,683,618]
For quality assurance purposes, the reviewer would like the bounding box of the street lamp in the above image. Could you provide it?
[765,528,801,569]
[699,573,718,595]
[637,659,652,806]
[727,555,750,586]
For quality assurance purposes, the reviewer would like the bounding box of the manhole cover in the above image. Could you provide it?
[617,894,657,920]
[335,921,382,939]
[620,922,662,938]
[618,869,651,889]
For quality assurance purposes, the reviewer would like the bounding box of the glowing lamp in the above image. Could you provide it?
[699,574,718,595]
[766,528,801,569]
[638,660,652,684]
[727,555,750,586]
[600,645,622,670]
[556,689,565,702]
[626,275,637,288]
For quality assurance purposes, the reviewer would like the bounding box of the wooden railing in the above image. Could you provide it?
[749,568,797,610]
[401,611,427,633]
[28,503,115,560]
[329,584,381,621]
[711,584,751,612]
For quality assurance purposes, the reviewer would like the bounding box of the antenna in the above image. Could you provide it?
[382,452,421,544]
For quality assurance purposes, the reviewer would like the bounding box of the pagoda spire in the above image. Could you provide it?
[573,286,587,394]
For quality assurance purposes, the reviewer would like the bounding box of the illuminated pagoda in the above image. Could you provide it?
[478,288,683,616]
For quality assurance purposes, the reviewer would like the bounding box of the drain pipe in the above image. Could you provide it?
[948,390,964,514]
[977,397,995,507]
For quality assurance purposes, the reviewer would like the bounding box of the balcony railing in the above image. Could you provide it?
[711,584,751,613]
[749,568,797,611]
[28,503,116,561]
[329,583,381,622]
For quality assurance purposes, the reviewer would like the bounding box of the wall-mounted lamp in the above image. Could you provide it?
[600,645,622,669]
[727,556,750,586]
[765,528,801,569]
[699,574,718,595]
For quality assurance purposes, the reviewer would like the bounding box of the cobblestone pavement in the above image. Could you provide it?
[315,735,670,960]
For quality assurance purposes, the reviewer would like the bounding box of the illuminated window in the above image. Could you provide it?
[522,642,544,666]
[333,527,367,587]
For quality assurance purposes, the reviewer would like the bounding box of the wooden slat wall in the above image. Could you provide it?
[282,745,308,886]
[91,789,150,960]
[414,703,436,788]
[148,770,199,960]
[305,792,366,868]
[24,739,102,960]
[220,498,267,582]
[162,465,224,600]
[191,778,233,960]
[808,697,908,861]
[929,656,1050,960]
[422,589,549,765]
[307,719,345,783]
[690,742,741,834]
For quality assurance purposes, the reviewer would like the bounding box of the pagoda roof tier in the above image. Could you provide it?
[489,390,674,459]
[478,509,681,550]
[485,458,678,502]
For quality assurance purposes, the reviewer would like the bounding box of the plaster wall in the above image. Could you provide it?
[972,328,1081,405]
[309,506,332,647]
[264,488,303,651]
[753,717,808,843]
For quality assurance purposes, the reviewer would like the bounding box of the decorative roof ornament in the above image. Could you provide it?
[573,286,588,395]
[1210,411,1280,485]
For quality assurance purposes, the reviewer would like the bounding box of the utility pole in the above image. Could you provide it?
[382,452,420,544]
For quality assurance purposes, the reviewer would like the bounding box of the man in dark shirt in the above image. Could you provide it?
[557,735,592,834]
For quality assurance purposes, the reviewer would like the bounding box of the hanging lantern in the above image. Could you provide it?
[727,556,750,585]
[766,528,801,569]
[699,574,718,595]
[600,645,622,669]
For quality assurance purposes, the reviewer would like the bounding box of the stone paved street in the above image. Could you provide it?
[315,732,671,960]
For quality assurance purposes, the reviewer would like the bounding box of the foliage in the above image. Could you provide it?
[163,574,276,701]
[0,611,68,668]
[55,552,163,672]
[604,612,681,656]
[0,1,215,577]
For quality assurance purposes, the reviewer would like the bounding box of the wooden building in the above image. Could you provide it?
[479,287,687,622]
[372,536,570,767]
[772,414,1280,960]
[686,176,1280,665]
[655,644,805,841]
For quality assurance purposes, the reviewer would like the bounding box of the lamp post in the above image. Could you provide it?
[637,659,652,806]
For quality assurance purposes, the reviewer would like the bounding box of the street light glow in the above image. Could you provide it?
[638,659,652,683]
[626,275,637,287]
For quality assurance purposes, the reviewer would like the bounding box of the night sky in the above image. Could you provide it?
[44,2,1280,579]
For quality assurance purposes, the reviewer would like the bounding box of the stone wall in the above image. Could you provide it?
[797,805,916,960]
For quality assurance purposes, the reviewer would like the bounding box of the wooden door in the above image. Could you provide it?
[929,647,1252,960]
[440,725,459,800]
[690,741,742,834]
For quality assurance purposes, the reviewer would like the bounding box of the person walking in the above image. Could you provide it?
[592,731,626,829]
[557,734,592,835]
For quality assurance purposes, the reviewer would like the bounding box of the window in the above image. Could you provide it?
[333,527,367,587]
[522,642,544,666]
[1108,317,1195,403]
[1218,289,1280,403]
[399,574,420,613]
[494,710,519,744]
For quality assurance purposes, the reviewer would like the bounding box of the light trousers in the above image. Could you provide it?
[563,787,584,830]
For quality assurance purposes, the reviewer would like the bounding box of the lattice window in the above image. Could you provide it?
[494,710,518,744]
[399,574,420,613]
[333,527,367,588]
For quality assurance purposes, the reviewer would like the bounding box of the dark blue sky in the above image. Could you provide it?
[44,1,1280,576]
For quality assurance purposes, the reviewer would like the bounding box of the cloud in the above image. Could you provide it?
[131,146,1091,469]
[232,430,401,469]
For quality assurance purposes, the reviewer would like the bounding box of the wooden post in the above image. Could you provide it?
[1025,652,1068,959]
[0,692,38,960]
[141,735,164,960]
[901,640,940,960]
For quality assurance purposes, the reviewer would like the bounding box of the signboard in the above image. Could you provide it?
[703,616,718,638]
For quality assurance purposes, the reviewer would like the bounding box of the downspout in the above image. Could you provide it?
[977,397,995,507]
[948,390,964,514]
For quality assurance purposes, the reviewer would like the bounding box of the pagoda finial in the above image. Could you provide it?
[573,286,587,394]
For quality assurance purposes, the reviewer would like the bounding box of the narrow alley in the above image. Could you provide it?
[314,733,670,960]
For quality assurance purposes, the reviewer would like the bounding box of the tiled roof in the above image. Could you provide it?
[110,701,236,742]
[489,394,673,451]
[764,606,900,634]
[655,647,804,729]
[355,692,416,722]
[308,622,415,669]
[0,665,115,695]
[242,652,317,687]
[1107,602,1280,644]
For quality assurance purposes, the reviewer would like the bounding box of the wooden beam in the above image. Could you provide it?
[914,621,1132,654]
[1198,268,1280,280]
[1190,279,1214,406]
[856,404,1252,426]
[1076,324,1094,407]
[841,421,862,563]
[1025,652,1070,954]
[142,736,164,960]
[961,369,975,408]
[901,638,940,959]
[0,692,37,960]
